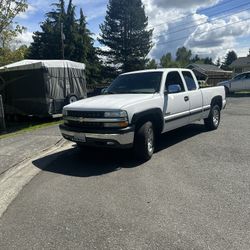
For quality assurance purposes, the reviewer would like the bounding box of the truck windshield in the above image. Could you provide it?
[106,72,163,94]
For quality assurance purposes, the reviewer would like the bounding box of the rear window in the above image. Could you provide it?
[182,71,197,91]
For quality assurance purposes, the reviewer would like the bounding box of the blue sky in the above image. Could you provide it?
[15,0,250,61]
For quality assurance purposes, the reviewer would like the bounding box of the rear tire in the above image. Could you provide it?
[134,121,155,161]
[204,105,221,131]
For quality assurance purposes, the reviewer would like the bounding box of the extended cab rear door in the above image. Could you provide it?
[181,70,203,123]
[163,70,190,132]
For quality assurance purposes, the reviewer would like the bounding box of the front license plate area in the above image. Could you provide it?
[73,134,86,143]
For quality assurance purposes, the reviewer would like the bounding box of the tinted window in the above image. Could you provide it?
[234,73,246,80]
[107,72,162,94]
[245,73,250,79]
[182,71,197,91]
[165,71,185,92]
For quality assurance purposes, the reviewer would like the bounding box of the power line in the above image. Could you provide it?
[154,17,250,46]
[147,0,243,30]
[152,4,250,40]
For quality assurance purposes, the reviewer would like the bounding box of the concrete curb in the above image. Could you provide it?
[0,139,72,218]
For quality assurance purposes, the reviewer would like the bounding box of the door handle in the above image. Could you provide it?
[184,96,189,102]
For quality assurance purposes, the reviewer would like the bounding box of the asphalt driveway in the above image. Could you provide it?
[0,96,249,250]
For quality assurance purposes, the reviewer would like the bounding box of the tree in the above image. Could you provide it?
[98,0,153,73]
[0,45,28,66]
[160,52,179,68]
[0,0,28,48]
[247,49,250,57]
[28,0,101,84]
[191,54,200,63]
[221,50,237,70]
[176,46,192,66]
[146,59,158,69]
[203,57,213,65]
[216,58,221,67]
[28,0,66,59]
[160,53,172,67]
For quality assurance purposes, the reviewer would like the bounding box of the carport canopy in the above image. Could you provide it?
[0,60,85,72]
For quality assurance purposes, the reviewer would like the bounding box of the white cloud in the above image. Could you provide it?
[16,31,33,46]
[17,4,37,19]
[142,0,250,60]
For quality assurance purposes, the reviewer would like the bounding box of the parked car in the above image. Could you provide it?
[217,72,250,94]
[60,68,226,161]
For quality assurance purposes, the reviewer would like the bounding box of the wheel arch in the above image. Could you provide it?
[131,108,164,134]
[210,95,223,110]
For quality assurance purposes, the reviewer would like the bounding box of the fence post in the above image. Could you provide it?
[0,95,6,132]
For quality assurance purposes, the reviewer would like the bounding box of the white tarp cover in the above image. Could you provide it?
[0,60,85,72]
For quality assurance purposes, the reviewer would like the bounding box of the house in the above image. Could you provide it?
[187,63,232,86]
[230,57,250,76]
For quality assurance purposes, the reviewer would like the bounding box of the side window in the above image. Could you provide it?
[165,71,185,93]
[182,71,197,91]
[235,74,245,80]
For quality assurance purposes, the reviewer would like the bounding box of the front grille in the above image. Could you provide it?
[66,110,105,129]
[66,120,104,129]
[67,110,105,118]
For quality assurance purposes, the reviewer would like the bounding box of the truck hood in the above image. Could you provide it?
[64,94,156,111]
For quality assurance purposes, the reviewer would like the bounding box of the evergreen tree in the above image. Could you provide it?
[28,0,66,59]
[146,59,158,69]
[176,47,192,66]
[221,50,237,70]
[160,53,172,67]
[99,0,153,73]
[27,0,101,84]
[216,58,221,67]
[203,57,213,65]
[191,54,200,63]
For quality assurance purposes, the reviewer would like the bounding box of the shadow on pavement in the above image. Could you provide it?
[33,123,206,177]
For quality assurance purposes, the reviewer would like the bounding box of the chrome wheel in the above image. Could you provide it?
[213,109,220,127]
[147,127,154,154]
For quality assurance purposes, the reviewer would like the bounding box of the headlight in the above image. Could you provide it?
[62,109,68,117]
[104,110,128,118]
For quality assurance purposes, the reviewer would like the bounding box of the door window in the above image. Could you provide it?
[182,71,197,91]
[234,73,246,80]
[165,71,185,92]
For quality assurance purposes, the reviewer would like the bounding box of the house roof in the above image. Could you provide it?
[230,57,250,67]
[187,63,230,73]
[0,60,85,72]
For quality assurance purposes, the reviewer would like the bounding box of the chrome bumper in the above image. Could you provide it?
[60,127,134,147]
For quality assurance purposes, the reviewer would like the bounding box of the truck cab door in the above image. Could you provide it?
[181,70,203,122]
[163,71,190,133]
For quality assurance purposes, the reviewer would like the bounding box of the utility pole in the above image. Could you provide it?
[61,23,65,59]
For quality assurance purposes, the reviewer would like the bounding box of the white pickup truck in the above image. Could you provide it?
[60,68,226,161]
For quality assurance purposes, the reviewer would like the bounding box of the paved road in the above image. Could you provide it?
[0,125,62,174]
[0,97,250,250]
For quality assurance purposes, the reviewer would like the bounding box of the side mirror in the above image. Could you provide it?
[165,84,182,94]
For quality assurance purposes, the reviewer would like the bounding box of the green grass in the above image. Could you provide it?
[0,120,63,140]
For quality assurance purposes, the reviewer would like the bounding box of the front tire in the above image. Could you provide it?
[134,121,155,161]
[204,105,221,131]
